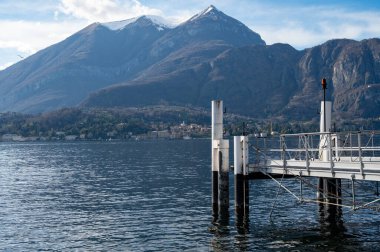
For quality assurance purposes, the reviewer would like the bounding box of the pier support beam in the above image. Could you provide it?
[317,178,325,201]
[336,178,342,205]
[326,178,337,203]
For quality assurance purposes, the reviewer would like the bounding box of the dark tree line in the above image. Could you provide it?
[0,106,210,140]
[0,106,377,140]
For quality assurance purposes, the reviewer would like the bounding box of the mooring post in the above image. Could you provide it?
[234,135,249,231]
[217,139,229,223]
[234,136,244,215]
[234,136,249,216]
[211,100,223,216]
[211,100,229,222]
[242,136,249,216]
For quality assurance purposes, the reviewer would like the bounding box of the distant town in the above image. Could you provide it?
[0,106,377,142]
[1,121,211,141]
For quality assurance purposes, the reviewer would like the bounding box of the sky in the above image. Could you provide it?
[1,0,380,70]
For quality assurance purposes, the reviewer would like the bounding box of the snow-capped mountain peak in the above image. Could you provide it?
[101,15,175,31]
[203,5,219,15]
[189,5,220,21]
[101,17,139,30]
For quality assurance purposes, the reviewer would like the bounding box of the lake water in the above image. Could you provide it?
[0,139,380,251]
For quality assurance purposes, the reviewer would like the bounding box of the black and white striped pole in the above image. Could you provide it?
[211,100,229,222]
[234,135,249,229]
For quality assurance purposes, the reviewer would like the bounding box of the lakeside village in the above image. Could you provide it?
[1,121,211,142]
[0,118,285,142]
[0,120,285,142]
[2,106,374,142]
[0,107,290,142]
[0,107,295,142]
[2,117,376,142]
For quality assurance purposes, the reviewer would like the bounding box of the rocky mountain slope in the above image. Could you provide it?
[84,38,380,120]
[287,38,380,119]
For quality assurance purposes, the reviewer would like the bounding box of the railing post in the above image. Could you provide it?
[305,135,310,174]
[334,133,340,161]
[281,136,286,170]
[328,133,334,175]
[300,171,303,201]
[372,131,375,157]
[351,176,356,210]
[350,132,353,162]
[358,132,364,177]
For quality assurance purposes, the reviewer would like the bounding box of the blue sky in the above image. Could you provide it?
[1,0,380,70]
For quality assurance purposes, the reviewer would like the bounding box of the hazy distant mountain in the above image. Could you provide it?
[0,5,379,121]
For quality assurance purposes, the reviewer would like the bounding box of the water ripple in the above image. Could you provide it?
[0,140,380,251]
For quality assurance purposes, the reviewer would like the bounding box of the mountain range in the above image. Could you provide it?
[0,5,379,121]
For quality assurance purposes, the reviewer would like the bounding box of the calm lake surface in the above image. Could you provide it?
[1,139,380,251]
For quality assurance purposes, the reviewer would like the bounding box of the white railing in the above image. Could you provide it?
[251,130,380,181]
[265,130,380,161]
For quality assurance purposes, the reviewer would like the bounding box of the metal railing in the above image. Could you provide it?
[251,130,380,178]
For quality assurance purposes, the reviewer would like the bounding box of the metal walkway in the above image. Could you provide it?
[250,130,380,181]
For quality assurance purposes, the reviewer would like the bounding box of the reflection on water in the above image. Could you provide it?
[319,202,345,235]
[235,210,250,235]
[210,174,380,251]
[0,140,379,251]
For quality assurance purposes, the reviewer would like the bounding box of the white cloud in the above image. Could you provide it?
[0,61,15,71]
[0,19,87,69]
[59,0,163,22]
[0,19,86,55]
[54,10,60,21]
[0,0,168,69]
[246,4,380,49]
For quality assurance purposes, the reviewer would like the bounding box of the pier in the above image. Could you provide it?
[211,92,380,227]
